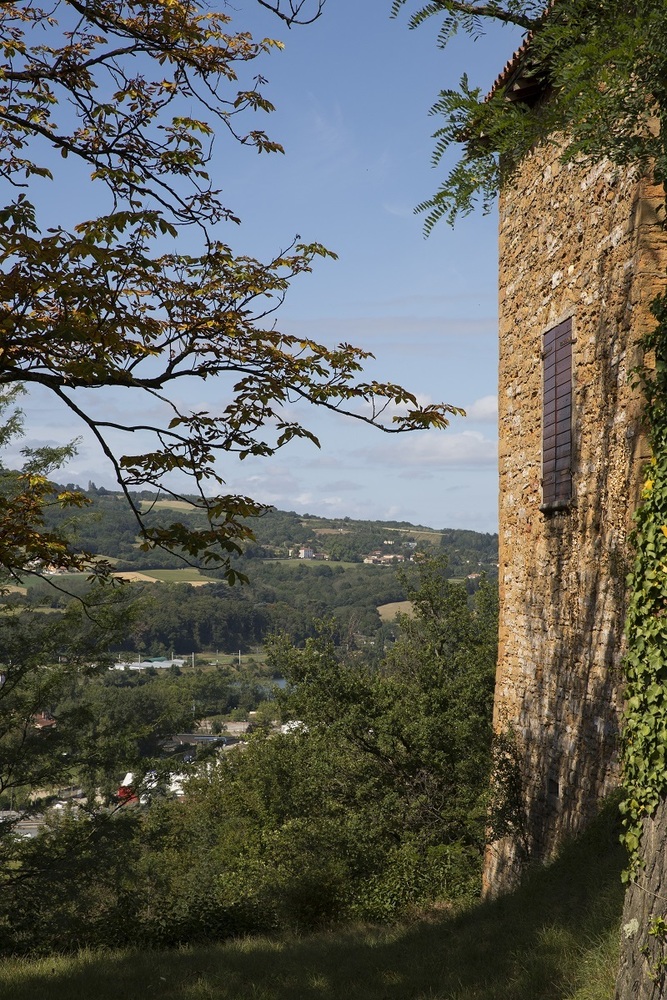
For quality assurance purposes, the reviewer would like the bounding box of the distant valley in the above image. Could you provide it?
[9,485,499,658]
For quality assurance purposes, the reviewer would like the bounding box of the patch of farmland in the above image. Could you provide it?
[139,499,194,512]
[113,572,159,583]
[377,600,414,622]
[139,568,218,585]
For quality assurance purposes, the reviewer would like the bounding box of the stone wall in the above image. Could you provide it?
[485,140,667,892]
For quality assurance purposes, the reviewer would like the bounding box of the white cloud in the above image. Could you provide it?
[283,314,495,344]
[323,479,363,492]
[466,395,498,421]
[382,292,497,310]
[382,202,414,219]
[301,101,363,185]
[360,429,497,469]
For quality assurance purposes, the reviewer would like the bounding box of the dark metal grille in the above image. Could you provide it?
[542,318,573,506]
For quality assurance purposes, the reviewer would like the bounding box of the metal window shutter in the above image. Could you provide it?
[542,319,572,505]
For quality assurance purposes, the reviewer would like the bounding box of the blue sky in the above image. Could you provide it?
[17,1,523,534]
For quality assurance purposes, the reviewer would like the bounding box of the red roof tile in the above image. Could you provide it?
[487,2,556,101]
[488,34,535,99]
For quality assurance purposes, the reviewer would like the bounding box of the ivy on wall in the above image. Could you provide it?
[620,293,667,876]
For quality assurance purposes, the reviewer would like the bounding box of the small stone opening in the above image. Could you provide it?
[548,777,560,798]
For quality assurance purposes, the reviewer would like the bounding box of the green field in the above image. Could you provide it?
[384,526,443,544]
[139,499,195,512]
[140,568,219,585]
[377,600,414,621]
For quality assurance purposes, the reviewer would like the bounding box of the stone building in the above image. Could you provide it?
[485,58,667,890]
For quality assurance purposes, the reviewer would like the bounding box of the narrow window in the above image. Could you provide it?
[542,318,573,508]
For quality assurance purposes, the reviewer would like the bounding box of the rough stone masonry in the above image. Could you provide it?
[485,135,667,892]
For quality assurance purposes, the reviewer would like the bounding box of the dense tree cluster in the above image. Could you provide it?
[0,561,498,952]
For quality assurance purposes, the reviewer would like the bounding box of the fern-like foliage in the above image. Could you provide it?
[394,0,667,229]
[391,1,544,37]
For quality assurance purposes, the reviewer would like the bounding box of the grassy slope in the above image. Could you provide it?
[377,599,415,620]
[1,802,625,1000]
[138,569,219,584]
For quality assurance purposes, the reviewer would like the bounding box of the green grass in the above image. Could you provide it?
[377,599,415,621]
[0,803,625,1000]
[139,568,218,584]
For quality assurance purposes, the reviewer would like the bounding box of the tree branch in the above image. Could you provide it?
[393,0,542,32]
[255,0,326,27]
[444,1,539,30]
